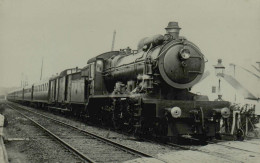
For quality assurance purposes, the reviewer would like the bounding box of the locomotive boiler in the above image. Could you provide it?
[103,23,204,92]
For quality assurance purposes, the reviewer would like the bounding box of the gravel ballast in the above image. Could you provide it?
[1,105,83,163]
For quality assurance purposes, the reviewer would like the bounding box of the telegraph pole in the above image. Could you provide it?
[40,57,43,80]
[21,73,24,87]
[230,63,236,102]
[111,30,116,51]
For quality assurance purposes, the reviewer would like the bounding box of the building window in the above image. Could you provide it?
[212,86,216,93]
[96,60,103,72]
[90,63,95,79]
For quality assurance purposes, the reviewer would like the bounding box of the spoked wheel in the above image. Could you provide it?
[112,99,135,132]
[123,116,135,133]
[112,111,123,130]
[100,108,113,127]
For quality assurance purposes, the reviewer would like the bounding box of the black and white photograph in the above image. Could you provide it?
[0,0,260,162]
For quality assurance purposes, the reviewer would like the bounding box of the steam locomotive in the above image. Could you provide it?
[7,22,231,140]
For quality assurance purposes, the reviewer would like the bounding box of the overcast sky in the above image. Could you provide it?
[0,0,260,87]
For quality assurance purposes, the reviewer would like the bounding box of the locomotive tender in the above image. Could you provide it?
[7,22,231,140]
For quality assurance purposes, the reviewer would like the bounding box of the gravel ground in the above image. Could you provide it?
[0,104,84,163]
[13,103,177,156]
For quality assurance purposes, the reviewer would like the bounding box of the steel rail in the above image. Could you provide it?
[6,102,164,162]
[6,104,96,163]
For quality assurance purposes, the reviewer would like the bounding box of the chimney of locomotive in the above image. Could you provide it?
[165,22,181,39]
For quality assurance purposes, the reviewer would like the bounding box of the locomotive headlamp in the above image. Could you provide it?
[214,59,225,77]
[221,107,230,118]
[179,49,190,60]
[170,107,182,118]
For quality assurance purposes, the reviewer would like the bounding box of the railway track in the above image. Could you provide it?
[4,102,260,162]
[6,103,165,163]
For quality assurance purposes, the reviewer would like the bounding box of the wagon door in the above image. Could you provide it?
[50,80,56,103]
[70,73,85,103]
[55,78,59,102]
[58,76,66,103]
[81,66,90,102]
[66,75,72,103]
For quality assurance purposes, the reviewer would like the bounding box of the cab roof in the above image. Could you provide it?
[87,51,120,64]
